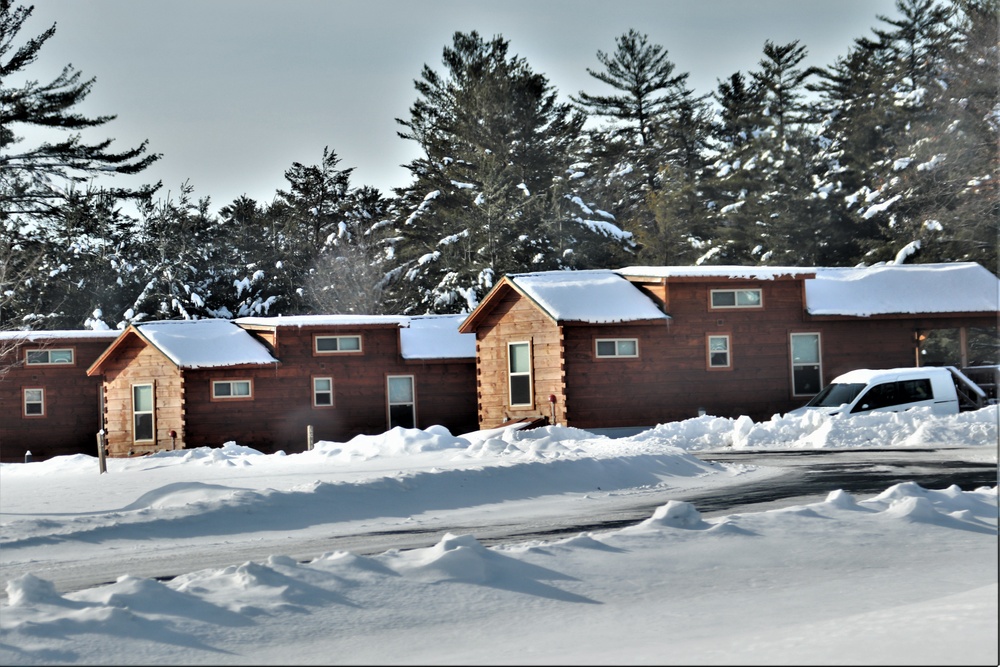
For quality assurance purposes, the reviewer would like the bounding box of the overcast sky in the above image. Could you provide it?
[17,0,902,211]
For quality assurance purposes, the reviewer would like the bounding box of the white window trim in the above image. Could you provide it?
[25,348,75,366]
[595,338,639,358]
[313,376,334,408]
[314,335,363,354]
[212,380,253,399]
[707,334,732,369]
[386,374,416,429]
[508,340,533,407]
[23,387,45,417]
[710,288,763,309]
[790,332,823,396]
[132,383,155,443]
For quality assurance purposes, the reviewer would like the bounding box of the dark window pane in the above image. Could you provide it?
[712,291,736,307]
[510,375,531,405]
[389,404,415,429]
[135,413,154,440]
[793,365,821,395]
[596,340,616,356]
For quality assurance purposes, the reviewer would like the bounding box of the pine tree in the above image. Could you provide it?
[814,0,996,270]
[125,182,227,322]
[215,195,295,317]
[572,29,712,264]
[387,31,634,314]
[0,0,159,221]
[702,41,828,265]
[305,186,398,314]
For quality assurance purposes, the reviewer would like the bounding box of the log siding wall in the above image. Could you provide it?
[473,290,567,427]
[99,337,185,457]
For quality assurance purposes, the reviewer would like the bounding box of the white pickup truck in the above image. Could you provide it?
[787,366,988,417]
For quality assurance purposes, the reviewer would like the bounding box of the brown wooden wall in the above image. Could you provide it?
[99,335,185,457]
[180,325,478,454]
[564,280,996,428]
[473,288,567,428]
[1,336,118,462]
[483,278,998,430]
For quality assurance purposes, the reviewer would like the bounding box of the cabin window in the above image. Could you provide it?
[387,375,415,429]
[790,333,822,396]
[132,384,155,442]
[508,341,533,407]
[710,289,762,309]
[595,338,638,358]
[25,348,74,365]
[707,335,732,369]
[23,388,45,417]
[315,335,362,354]
[212,380,252,399]
[313,377,334,407]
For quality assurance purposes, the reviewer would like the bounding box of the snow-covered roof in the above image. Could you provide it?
[0,329,122,341]
[235,314,409,328]
[135,320,279,369]
[510,270,669,323]
[617,265,817,280]
[400,315,476,359]
[235,313,475,360]
[619,262,999,317]
[806,263,999,316]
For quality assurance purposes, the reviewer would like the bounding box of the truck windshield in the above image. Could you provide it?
[805,382,867,408]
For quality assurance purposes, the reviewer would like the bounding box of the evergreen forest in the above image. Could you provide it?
[1,0,997,331]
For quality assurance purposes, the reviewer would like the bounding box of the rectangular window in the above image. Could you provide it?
[710,289,762,309]
[387,375,415,429]
[23,388,45,417]
[212,380,252,399]
[315,335,362,354]
[313,377,333,407]
[132,384,154,442]
[508,341,532,407]
[25,348,74,365]
[595,338,638,358]
[707,335,732,369]
[790,333,822,396]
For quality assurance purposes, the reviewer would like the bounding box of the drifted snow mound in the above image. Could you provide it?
[627,405,997,451]
[6,573,75,608]
[313,424,466,461]
[630,500,708,530]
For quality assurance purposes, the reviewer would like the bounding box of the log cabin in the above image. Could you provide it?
[85,315,478,457]
[458,262,1000,433]
[1,329,122,462]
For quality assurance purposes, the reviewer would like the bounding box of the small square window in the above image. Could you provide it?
[708,335,731,369]
[313,377,333,407]
[24,388,45,416]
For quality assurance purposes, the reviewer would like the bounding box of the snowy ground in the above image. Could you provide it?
[1,407,997,665]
